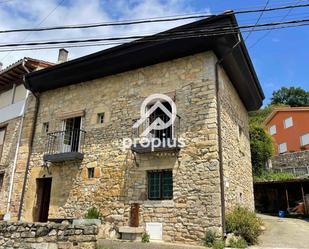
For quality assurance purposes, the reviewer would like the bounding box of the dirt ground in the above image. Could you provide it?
[250,214,309,249]
[98,214,309,249]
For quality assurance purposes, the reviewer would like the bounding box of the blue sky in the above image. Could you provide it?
[0,0,308,105]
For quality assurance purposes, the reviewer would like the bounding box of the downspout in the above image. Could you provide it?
[17,72,40,221]
[215,59,226,237]
[5,59,30,219]
[215,33,242,237]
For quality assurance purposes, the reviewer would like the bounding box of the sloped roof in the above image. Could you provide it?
[0,58,53,92]
[25,12,265,111]
[264,107,309,125]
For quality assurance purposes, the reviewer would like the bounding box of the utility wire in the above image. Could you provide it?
[0,19,308,52]
[0,0,65,61]
[1,2,309,34]
[245,0,271,40]
[1,22,308,53]
[7,11,309,44]
[250,0,304,48]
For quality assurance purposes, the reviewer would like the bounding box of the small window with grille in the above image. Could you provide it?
[43,122,49,133]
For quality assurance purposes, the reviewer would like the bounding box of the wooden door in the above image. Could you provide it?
[36,178,52,222]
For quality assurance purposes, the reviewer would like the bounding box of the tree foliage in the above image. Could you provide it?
[271,87,309,107]
[249,125,274,175]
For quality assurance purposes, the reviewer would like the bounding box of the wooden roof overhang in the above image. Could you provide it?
[0,58,53,92]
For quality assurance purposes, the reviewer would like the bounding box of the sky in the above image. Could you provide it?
[0,0,308,105]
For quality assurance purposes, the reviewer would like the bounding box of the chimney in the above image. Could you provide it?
[0,62,3,71]
[57,48,68,63]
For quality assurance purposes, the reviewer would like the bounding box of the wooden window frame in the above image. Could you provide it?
[147,170,173,200]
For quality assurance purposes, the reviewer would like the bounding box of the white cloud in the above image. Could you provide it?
[0,0,210,68]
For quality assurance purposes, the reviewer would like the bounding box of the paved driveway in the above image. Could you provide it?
[250,214,309,249]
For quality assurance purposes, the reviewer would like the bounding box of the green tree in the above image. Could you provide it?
[249,104,288,125]
[271,87,309,107]
[249,125,274,175]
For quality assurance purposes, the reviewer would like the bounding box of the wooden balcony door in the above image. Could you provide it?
[61,116,81,153]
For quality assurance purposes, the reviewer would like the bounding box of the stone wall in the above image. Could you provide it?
[0,117,22,216]
[218,65,254,211]
[0,221,97,249]
[272,150,309,168]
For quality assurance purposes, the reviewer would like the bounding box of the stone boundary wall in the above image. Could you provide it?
[272,150,309,168]
[0,221,98,249]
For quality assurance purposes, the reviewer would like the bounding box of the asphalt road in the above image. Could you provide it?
[250,214,309,249]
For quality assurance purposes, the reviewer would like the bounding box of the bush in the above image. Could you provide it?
[202,229,216,247]
[212,240,225,249]
[228,237,247,248]
[84,207,101,219]
[141,233,150,243]
[250,125,274,176]
[226,206,262,245]
[254,171,294,182]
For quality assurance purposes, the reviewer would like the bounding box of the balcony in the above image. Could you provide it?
[0,100,25,124]
[131,114,181,154]
[43,129,86,163]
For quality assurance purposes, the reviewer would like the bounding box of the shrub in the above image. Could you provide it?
[84,207,101,219]
[228,237,247,248]
[212,240,225,249]
[141,233,150,243]
[226,206,262,245]
[250,125,274,176]
[254,171,294,182]
[202,229,216,247]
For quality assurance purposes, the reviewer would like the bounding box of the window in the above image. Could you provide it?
[238,125,243,140]
[148,170,173,200]
[97,113,105,124]
[269,125,276,135]
[279,142,287,154]
[0,173,4,193]
[148,101,173,140]
[42,122,49,133]
[63,117,81,152]
[284,117,293,129]
[88,168,94,178]
[0,128,5,160]
[300,133,309,146]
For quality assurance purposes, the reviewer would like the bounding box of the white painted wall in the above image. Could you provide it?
[0,100,25,123]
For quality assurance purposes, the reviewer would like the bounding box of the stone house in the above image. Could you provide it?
[17,13,263,244]
[0,58,52,219]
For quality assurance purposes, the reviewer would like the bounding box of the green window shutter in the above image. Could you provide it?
[148,171,160,200]
[162,170,173,199]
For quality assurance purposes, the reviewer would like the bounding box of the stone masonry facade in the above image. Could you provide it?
[0,117,22,216]
[14,52,254,244]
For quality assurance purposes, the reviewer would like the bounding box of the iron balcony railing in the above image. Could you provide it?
[133,114,180,140]
[132,114,181,153]
[44,129,86,156]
